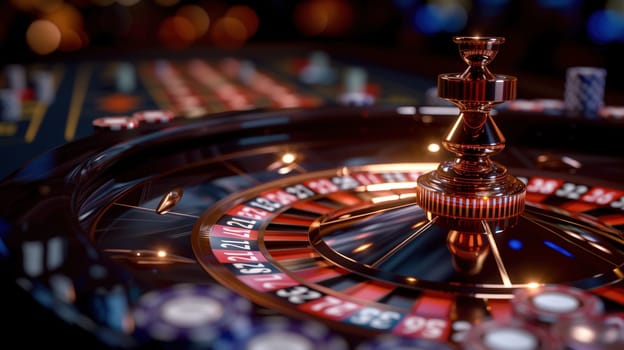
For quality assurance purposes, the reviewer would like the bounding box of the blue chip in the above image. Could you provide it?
[132,283,252,346]
[356,334,455,350]
[216,316,349,350]
[564,66,607,118]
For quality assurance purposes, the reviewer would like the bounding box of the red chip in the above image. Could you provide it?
[92,116,138,131]
[535,99,564,111]
[551,313,624,349]
[507,99,543,112]
[599,106,624,119]
[133,110,175,124]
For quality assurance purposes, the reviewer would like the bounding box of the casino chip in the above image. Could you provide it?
[503,99,542,112]
[512,285,604,325]
[461,319,559,350]
[356,334,455,350]
[551,315,624,350]
[133,110,176,124]
[132,283,252,347]
[497,99,564,115]
[599,106,624,119]
[564,66,607,118]
[92,116,139,131]
[214,316,349,350]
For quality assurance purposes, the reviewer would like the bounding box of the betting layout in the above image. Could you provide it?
[0,48,434,180]
[0,49,429,141]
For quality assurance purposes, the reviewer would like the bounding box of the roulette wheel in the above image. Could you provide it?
[2,37,624,349]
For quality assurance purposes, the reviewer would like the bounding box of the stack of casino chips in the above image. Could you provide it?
[213,315,349,350]
[551,314,624,350]
[133,284,351,350]
[132,283,253,349]
[511,284,604,325]
[356,334,455,350]
[461,318,557,350]
[564,66,607,118]
[462,285,623,349]
[92,110,175,131]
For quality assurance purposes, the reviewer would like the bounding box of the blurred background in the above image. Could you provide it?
[1,0,623,100]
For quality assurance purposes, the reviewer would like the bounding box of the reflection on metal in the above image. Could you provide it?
[482,220,512,287]
[417,106,459,116]
[447,230,490,275]
[353,242,373,254]
[281,152,296,164]
[368,189,416,203]
[302,164,624,297]
[267,151,302,175]
[104,249,196,265]
[156,188,184,215]
[312,200,415,231]
[536,153,582,171]
[417,36,526,232]
[427,143,441,153]
[115,202,198,218]
[371,194,400,203]
[365,182,417,192]
[396,105,417,115]
[277,164,297,174]
[370,216,438,268]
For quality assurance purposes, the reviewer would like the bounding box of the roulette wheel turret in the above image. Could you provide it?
[1,37,624,349]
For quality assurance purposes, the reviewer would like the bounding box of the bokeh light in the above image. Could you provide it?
[475,0,509,17]
[207,5,260,48]
[211,16,248,48]
[587,9,624,44]
[226,5,259,38]
[0,0,622,92]
[159,15,197,49]
[412,1,468,34]
[42,3,88,52]
[178,5,210,38]
[26,19,61,54]
[293,0,354,37]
